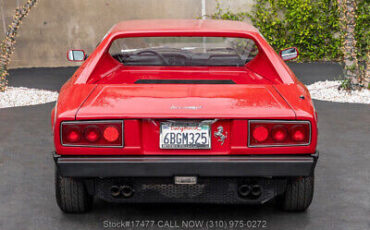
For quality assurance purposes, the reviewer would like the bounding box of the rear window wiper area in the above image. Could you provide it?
[112,48,248,67]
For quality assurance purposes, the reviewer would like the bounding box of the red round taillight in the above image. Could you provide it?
[66,127,81,143]
[84,126,101,143]
[252,126,269,142]
[272,125,287,142]
[291,125,306,142]
[103,126,120,142]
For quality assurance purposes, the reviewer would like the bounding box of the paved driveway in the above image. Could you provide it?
[0,63,369,230]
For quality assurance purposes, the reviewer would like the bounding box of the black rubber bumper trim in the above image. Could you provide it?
[54,152,318,178]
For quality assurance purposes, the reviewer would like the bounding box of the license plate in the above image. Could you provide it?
[160,122,211,149]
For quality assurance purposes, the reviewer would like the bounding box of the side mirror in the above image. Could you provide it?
[67,49,86,62]
[279,47,298,61]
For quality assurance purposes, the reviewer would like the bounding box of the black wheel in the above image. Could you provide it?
[55,170,93,213]
[277,175,314,211]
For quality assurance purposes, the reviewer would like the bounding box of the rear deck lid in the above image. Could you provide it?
[76,84,295,119]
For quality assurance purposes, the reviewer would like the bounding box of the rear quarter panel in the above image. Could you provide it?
[274,83,318,153]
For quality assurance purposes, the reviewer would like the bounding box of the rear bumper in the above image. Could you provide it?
[54,152,318,178]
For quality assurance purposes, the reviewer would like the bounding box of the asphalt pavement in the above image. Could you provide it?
[0,63,369,230]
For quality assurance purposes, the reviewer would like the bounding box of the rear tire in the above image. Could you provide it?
[278,175,314,211]
[55,170,93,213]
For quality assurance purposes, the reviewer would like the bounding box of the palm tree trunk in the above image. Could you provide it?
[0,0,38,92]
[365,51,370,87]
[338,0,359,85]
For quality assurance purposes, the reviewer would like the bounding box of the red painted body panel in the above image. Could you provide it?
[75,84,295,119]
[52,19,317,156]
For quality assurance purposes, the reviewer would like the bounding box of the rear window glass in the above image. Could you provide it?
[109,37,258,67]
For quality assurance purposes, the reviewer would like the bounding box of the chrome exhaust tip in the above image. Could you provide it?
[121,185,134,198]
[110,185,121,197]
[251,184,262,198]
[238,185,251,197]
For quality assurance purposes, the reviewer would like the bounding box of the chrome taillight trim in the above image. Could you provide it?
[248,120,311,148]
[60,120,124,148]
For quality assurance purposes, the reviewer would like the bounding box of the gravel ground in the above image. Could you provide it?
[307,80,370,104]
[0,87,58,109]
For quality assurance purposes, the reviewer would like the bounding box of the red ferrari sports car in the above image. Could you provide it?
[52,19,318,213]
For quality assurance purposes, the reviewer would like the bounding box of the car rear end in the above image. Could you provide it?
[55,118,317,193]
[52,23,318,213]
[54,94,318,211]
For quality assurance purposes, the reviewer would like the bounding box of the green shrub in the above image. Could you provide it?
[211,0,343,62]
[355,0,369,62]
